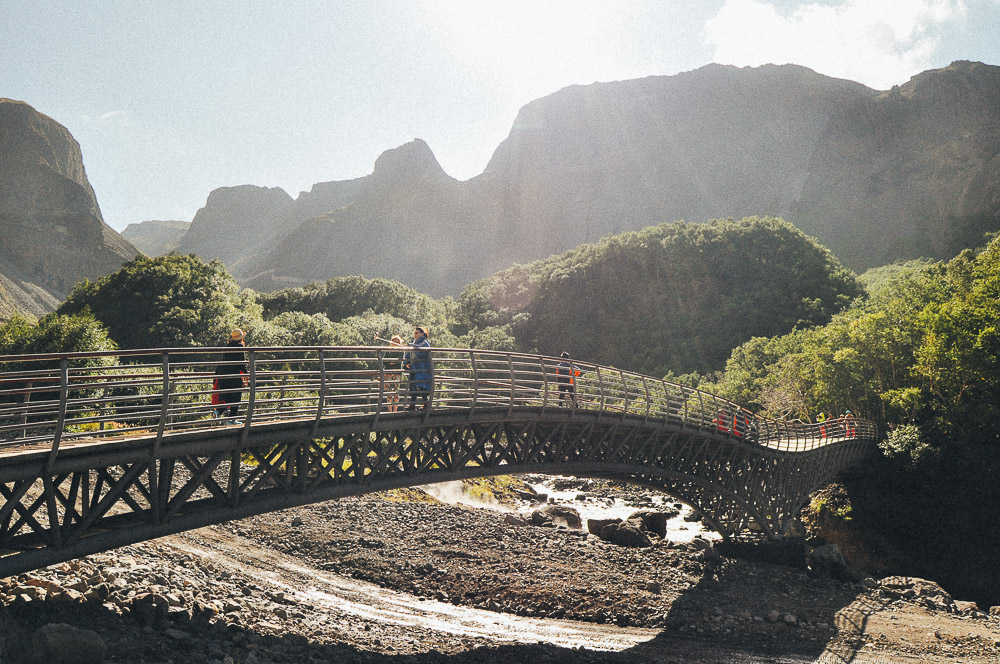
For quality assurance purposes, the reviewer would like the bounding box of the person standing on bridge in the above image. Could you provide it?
[842,410,857,438]
[556,352,580,405]
[403,326,432,410]
[374,334,405,412]
[213,328,249,423]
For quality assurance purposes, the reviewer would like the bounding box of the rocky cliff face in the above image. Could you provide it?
[174,61,1000,294]
[176,185,295,272]
[476,63,872,264]
[0,98,137,316]
[792,60,1000,268]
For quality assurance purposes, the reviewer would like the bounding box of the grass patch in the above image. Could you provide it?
[461,475,535,506]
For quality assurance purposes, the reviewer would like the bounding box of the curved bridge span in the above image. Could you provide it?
[0,346,876,576]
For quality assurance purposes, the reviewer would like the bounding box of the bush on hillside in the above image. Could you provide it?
[258,276,448,331]
[0,312,117,358]
[57,254,263,349]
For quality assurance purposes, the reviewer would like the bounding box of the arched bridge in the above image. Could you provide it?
[0,346,877,577]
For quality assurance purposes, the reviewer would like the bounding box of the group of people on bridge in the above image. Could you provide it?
[715,408,755,439]
[375,327,433,411]
[815,410,858,439]
[211,327,583,420]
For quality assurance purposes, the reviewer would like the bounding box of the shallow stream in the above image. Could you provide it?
[420,475,720,543]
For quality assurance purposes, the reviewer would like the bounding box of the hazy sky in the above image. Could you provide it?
[3,0,999,231]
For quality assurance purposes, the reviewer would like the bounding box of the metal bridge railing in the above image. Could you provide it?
[0,346,876,460]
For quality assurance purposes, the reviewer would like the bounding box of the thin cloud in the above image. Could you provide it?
[80,110,130,128]
[703,0,968,88]
[99,110,129,126]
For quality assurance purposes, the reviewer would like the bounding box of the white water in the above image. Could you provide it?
[523,478,721,543]
[419,476,719,543]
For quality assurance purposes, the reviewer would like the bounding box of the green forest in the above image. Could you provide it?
[2,215,998,607]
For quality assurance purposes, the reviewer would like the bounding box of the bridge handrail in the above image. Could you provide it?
[0,346,876,459]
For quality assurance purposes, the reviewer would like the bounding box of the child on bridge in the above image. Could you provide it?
[403,326,432,410]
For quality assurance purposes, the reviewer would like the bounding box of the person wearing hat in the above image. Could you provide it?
[842,409,857,438]
[555,351,580,405]
[403,326,432,410]
[213,328,249,422]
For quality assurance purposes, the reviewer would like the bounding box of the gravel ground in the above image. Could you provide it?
[1,476,998,663]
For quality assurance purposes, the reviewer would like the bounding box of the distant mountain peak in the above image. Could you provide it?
[203,184,292,207]
[372,139,452,183]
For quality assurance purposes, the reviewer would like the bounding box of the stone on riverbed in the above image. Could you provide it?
[31,623,107,663]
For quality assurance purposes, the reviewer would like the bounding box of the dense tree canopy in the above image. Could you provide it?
[0,312,116,357]
[707,236,1000,606]
[457,217,862,376]
[257,276,449,332]
[710,239,1000,447]
[57,254,263,349]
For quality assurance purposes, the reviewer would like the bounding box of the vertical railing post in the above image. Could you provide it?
[468,351,479,418]
[682,386,690,426]
[277,373,288,414]
[19,379,33,439]
[46,358,69,472]
[98,384,109,432]
[596,366,606,416]
[641,375,650,425]
[425,347,435,415]
[312,350,327,438]
[373,348,384,428]
[618,369,628,420]
[238,350,257,448]
[539,356,549,413]
[153,352,170,458]
[506,355,516,417]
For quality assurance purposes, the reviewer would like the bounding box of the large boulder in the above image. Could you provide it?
[31,623,107,663]
[534,504,582,529]
[879,576,953,604]
[627,510,677,539]
[587,518,621,536]
[599,521,653,548]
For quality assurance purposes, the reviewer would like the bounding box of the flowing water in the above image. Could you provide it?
[420,475,720,543]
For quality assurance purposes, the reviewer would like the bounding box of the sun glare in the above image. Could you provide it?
[421,1,633,99]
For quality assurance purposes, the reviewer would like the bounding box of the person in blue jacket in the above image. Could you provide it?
[404,326,432,410]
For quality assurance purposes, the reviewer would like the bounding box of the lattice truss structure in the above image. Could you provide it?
[0,409,873,577]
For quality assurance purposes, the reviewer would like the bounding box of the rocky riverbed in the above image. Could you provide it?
[2,476,999,663]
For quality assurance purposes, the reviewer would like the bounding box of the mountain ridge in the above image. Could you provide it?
[97,61,1000,298]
